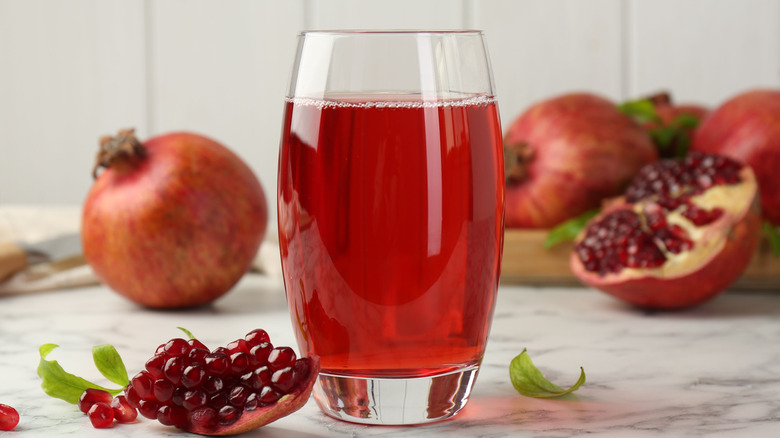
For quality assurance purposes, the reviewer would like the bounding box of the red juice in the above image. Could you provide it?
[278,94,504,378]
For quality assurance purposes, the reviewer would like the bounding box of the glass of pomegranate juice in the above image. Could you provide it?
[277,30,504,425]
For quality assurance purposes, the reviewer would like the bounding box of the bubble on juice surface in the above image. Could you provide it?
[286,94,496,110]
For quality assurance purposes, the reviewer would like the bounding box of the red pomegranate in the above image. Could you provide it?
[504,93,658,228]
[82,129,268,308]
[692,89,780,225]
[571,152,761,310]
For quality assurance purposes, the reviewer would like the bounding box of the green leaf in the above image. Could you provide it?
[545,209,599,249]
[509,349,586,398]
[670,113,700,130]
[37,344,123,404]
[92,344,130,387]
[762,222,780,257]
[177,327,196,340]
[618,99,661,124]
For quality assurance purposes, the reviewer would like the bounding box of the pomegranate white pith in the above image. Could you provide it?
[571,153,761,310]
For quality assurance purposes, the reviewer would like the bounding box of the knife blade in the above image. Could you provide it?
[0,233,82,282]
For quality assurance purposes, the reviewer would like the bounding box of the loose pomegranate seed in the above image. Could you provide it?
[0,404,20,431]
[110,395,138,423]
[87,402,114,428]
[78,388,113,413]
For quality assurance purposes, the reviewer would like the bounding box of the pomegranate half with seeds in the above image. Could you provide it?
[124,329,319,436]
[570,152,761,310]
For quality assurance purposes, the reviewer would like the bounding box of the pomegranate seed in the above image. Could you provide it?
[217,405,241,426]
[131,371,155,400]
[153,378,175,403]
[259,386,280,404]
[226,339,249,355]
[249,343,273,366]
[203,376,225,395]
[229,352,251,374]
[189,406,218,429]
[188,348,209,364]
[157,404,188,428]
[182,363,207,388]
[78,388,113,413]
[164,357,185,384]
[87,402,114,428]
[245,329,270,347]
[124,386,141,408]
[268,347,296,370]
[228,385,250,407]
[271,367,296,392]
[145,354,166,378]
[0,404,20,431]
[205,352,230,376]
[188,339,209,351]
[244,393,259,411]
[137,399,159,420]
[164,338,190,357]
[110,395,138,423]
[182,390,208,411]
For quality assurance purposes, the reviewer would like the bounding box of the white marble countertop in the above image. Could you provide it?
[1,274,780,437]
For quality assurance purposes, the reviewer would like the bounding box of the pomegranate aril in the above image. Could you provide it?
[682,205,724,226]
[189,406,218,429]
[228,385,251,407]
[249,342,273,366]
[145,354,166,378]
[164,338,190,357]
[188,338,209,351]
[209,393,229,410]
[137,399,159,420]
[188,348,209,365]
[226,339,249,355]
[110,395,138,423]
[259,386,280,404]
[88,402,114,428]
[230,352,251,374]
[0,404,20,431]
[182,363,207,388]
[182,389,208,411]
[245,393,259,411]
[271,367,296,392]
[245,329,270,347]
[153,378,175,403]
[157,404,188,428]
[164,357,185,384]
[78,388,113,413]
[131,371,155,400]
[124,386,141,409]
[268,347,296,370]
[203,376,225,395]
[218,405,241,426]
[205,352,230,376]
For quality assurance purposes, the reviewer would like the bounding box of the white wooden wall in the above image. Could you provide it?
[1,0,778,227]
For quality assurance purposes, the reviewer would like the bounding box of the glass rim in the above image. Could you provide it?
[298,29,485,37]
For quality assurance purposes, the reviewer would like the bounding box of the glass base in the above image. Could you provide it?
[312,366,480,425]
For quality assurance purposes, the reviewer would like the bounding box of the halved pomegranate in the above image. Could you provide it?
[570,152,761,310]
[124,330,319,436]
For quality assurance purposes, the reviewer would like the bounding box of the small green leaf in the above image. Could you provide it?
[618,99,661,124]
[545,209,599,249]
[37,344,122,404]
[509,349,586,398]
[92,344,130,387]
[177,327,196,340]
[670,113,700,130]
[762,222,780,257]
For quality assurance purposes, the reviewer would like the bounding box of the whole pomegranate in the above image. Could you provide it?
[82,129,268,308]
[692,89,780,225]
[504,93,658,228]
[571,152,761,310]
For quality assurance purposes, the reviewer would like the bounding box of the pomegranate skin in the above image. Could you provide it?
[504,93,658,228]
[692,89,780,225]
[82,131,268,308]
[571,202,761,310]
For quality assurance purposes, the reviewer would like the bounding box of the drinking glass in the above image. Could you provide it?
[277,30,504,425]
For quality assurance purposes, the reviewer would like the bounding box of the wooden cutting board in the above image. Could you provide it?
[500,229,780,291]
